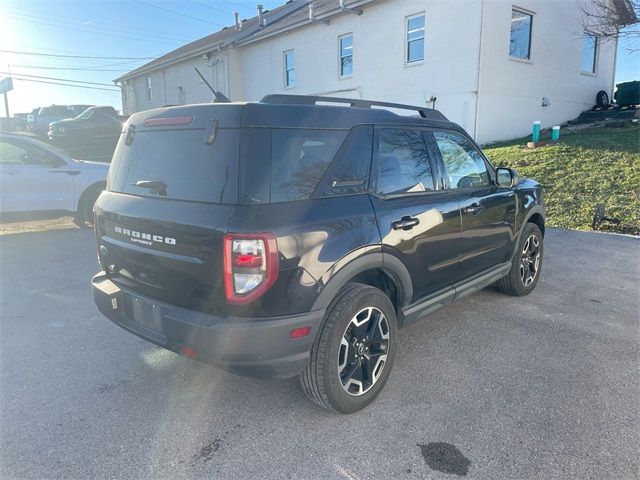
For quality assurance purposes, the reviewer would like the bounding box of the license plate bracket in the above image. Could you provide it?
[129,297,162,333]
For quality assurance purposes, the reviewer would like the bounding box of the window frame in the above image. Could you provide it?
[370,125,440,199]
[283,50,296,88]
[509,7,534,61]
[338,33,354,78]
[405,12,426,65]
[581,31,599,75]
[427,128,497,191]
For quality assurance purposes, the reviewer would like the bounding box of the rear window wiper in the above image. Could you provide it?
[132,180,167,197]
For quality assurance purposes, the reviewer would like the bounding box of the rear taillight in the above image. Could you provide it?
[223,233,278,305]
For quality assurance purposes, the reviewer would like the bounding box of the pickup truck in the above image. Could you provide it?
[28,105,75,137]
[48,106,127,162]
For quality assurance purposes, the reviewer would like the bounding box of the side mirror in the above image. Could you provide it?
[496,167,518,188]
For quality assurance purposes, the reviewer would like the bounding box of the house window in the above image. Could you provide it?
[510,9,533,59]
[284,50,295,88]
[406,13,425,63]
[339,34,353,77]
[582,32,598,73]
[145,76,152,101]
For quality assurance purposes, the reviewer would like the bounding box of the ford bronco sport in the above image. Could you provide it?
[92,95,545,413]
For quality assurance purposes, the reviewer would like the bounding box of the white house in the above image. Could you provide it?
[114,0,636,143]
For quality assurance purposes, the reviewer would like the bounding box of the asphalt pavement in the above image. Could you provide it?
[0,227,638,479]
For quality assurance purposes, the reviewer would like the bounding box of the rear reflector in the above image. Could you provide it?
[144,116,193,127]
[290,326,311,339]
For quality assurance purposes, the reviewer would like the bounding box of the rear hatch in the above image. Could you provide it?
[95,104,243,315]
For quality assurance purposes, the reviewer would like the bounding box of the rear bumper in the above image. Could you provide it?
[91,272,324,378]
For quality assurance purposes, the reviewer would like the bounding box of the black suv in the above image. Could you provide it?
[92,95,545,413]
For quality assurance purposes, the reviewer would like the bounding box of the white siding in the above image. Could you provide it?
[238,0,483,133]
[123,53,234,114]
[476,0,616,143]
[119,0,618,143]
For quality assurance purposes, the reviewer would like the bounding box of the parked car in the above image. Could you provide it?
[0,133,108,225]
[91,95,545,413]
[48,106,126,162]
[28,105,75,137]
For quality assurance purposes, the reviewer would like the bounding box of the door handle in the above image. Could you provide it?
[1,170,19,175]
[392,216,420,231]
[463,203,484,215]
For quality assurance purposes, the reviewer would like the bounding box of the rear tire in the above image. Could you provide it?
[496,223,543,296]
[300,283,398,413]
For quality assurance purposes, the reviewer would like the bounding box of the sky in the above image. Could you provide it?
[0,0,638,116]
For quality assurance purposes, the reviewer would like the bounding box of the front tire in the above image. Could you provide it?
[300,283,398,413]
[496,223,544,296]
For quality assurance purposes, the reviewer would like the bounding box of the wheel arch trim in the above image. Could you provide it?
[310,252,413,315]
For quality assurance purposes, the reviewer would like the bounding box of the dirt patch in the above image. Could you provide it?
[0,213,81,235]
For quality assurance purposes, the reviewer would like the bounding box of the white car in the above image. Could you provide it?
[0,133,109,225]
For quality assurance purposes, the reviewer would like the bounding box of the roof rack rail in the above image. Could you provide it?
[260,94,447,120]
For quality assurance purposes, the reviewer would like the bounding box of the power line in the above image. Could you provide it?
[0,71,116,87]
[0,8,193,43]
[0,50,157,60]
[184,0,235,15]
[0,6,195,42]
[7,65,134,72]
[132,0,227,27]
[3,12,182,44]
[10,78,120,92]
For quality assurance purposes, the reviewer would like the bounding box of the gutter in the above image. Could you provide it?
[235,0,374,47]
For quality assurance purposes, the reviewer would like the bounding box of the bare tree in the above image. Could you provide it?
[579,0,639,52]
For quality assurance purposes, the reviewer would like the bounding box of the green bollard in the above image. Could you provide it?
[551,125,560,141]
[532,121,541,143]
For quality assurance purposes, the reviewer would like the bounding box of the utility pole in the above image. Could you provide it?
[3,91,9,118]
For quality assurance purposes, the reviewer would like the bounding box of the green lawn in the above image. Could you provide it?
[484,123,640,235]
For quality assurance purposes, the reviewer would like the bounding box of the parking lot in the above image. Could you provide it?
[0,226,638,479]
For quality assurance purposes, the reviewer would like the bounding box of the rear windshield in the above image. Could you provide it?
[108,128,239,204]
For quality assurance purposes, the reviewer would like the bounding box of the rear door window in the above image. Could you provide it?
[108,128,239,204]
[270,129,347,202]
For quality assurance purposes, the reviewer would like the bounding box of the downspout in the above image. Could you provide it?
[473,0,485,142]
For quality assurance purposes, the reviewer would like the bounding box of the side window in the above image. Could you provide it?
[145,76,152,101]
[510,9,533,59]
[271,129,348,202]
[375,128,434,195]
[314,125,372,198]
[406,13,425,63]
[339,33,353,77]
[0,140,53,166]
[284,50,295,88]
[434,131,491,189]
[582,32,598,74]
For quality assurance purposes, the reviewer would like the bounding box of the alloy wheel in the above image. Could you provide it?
[337,306,390,396]
[520,234,541,287]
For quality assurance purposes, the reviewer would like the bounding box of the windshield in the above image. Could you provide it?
[108,128,239,204]
[75,108,94,120]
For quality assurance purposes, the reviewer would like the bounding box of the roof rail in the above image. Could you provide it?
[260,94,447,120]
